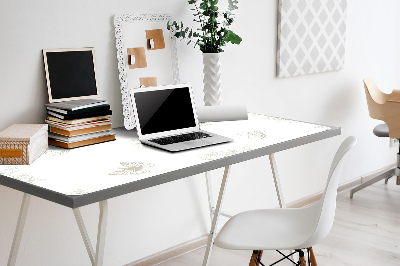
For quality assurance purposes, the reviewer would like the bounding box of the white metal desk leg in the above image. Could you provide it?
[8,193,31,266]
[73,208,95,265]
[269,153,286,208]
[95,200,108,266]
[202,166,231,266]
[73,200,108,266]
[205,171,214,222]
[269,154,294,260]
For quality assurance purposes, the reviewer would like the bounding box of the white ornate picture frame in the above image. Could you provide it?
[114,14,180,130]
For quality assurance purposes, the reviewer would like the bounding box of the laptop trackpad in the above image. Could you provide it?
[184,140,212,147]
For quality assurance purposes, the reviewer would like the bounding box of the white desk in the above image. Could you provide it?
[0,113,340,266]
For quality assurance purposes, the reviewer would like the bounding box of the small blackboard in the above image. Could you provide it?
[43,48,99,103]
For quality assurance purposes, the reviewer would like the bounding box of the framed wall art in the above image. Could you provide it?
[114,13,180,129]
[277,0,347,78]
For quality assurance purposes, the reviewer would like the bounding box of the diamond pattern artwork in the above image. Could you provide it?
[277,0,347,78]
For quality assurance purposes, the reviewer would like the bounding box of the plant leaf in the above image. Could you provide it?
[227,30,242,44]
[200,2,208,9]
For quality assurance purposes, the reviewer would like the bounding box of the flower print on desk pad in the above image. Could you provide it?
[237,130,268,140]
[109,162,155,176]
[0,166,45,185]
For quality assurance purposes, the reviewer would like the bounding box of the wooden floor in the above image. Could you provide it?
[159,178,400,266]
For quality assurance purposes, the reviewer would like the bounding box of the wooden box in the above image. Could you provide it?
[0,124,48,165]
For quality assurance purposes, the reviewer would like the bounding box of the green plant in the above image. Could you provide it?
[167,0,242,53]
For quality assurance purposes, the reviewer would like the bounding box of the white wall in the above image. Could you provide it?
[1,0,400,265]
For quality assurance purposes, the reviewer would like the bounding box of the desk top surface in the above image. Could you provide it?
[0,114,340,208]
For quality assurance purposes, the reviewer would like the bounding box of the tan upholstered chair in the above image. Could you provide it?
[350,78,400,197]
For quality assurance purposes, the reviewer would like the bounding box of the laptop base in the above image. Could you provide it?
[141,131,232,152]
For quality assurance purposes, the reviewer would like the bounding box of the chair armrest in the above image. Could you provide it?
[387,88,400,102]
[364,78,400,104]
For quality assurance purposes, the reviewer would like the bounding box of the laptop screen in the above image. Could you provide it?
[134,86,196,135]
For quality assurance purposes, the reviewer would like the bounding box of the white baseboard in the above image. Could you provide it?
[283,175,361,209]
[360,163,396,184]
[127,163,396,265]
[125,235,208,266]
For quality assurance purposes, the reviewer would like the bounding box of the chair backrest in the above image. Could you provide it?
[364,78,380,119]
[363,78,400,138]
[364,78,400,105]
[302,136,356,248]
[364,78,387,120]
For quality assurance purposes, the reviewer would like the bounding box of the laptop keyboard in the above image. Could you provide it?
[149,132,211,145]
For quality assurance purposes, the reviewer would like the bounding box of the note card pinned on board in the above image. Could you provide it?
[140,77,158,87]
[127,47,147,69]
[146,29,165,50]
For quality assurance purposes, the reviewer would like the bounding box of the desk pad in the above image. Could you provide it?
[0,114,332,198]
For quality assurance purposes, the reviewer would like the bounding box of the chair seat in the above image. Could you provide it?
[373,123,389,137]
[214,203,321,251]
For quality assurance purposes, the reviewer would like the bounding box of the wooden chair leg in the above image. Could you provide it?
[249,250,263,266]
[308,247,318,266]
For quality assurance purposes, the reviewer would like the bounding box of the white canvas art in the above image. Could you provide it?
[277,0,347,78]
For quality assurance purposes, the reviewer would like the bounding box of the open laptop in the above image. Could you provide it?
[130,84,232,152]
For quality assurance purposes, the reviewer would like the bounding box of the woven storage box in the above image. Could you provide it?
[0,124,48,165]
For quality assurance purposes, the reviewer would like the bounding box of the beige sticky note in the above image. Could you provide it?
[145,29,165,50]
[127,47,147,69]
[140,77,158,87]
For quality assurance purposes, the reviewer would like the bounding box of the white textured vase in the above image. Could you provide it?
[202,53,222,106]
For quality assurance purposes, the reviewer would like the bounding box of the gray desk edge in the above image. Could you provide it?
[0,126,340,209]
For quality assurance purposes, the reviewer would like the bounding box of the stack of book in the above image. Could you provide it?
[45,99,116,148]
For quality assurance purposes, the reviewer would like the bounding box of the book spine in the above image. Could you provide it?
[47,110,112,120]
[49,124,112,136]
[71,101,109,111]
[46,115,111,125]
[45,120,111,130]
[48,130,112,143]
[44,100,108,111]
[46,107,68,114]
[48,135,115,149]
[47,111,64,119]
[46,105,110,115]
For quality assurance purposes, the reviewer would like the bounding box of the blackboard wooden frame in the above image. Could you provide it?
[43,47,100,103]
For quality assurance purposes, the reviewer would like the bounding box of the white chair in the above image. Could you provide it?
[214,136,356,266]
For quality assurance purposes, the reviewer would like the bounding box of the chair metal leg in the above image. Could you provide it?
[202,166,231,266]
[308,247,317,266]
[8,193,31,266]
[352,145,400,196]
[273,250,300,265]
[397,150,400,185]
[350,168,395,198]
[298,250,307,266]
